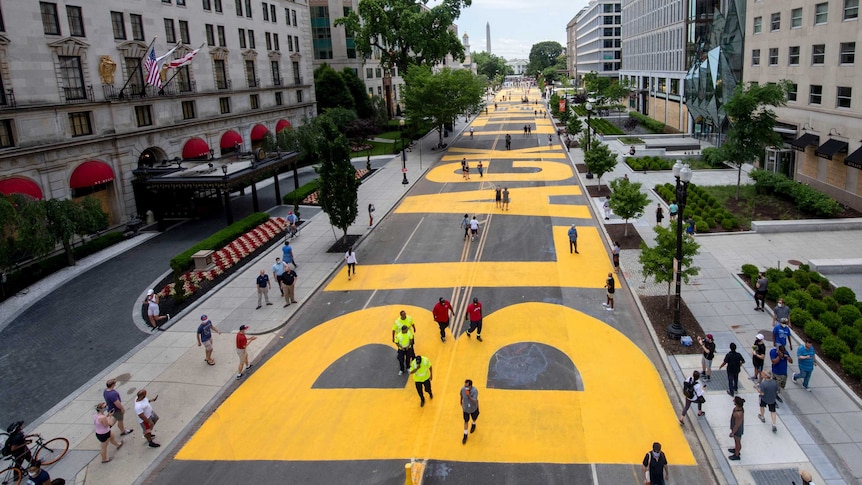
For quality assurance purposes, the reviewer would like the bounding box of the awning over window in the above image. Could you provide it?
[70,161,115,189]
[276,119,292,133]
[815,139,849,160]
[250,124,269,141]
[220,130,243,149]
[182,137,211,159]
[845,146,862,170]
[790,133,819,152]
[0,177,44,199]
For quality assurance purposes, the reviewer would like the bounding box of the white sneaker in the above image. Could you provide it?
[601,303,608,307]
[399,370,403,375]
[606,307,613,311]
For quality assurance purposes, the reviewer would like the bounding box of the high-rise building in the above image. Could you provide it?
[569,0,622,85]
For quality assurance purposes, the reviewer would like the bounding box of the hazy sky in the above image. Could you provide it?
[441,0,589,60]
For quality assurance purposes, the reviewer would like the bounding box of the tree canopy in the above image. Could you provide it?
[314,118,361,242]
[341,67,374,119]
[583,142,618,191]
[473,51,512,83]
[639,225,700,307]
[336,0,471,73]
[403,65,484,143]
[313,64,354,112]
[527,41,563,77]
[609,178,650,236]
[582,71,631,105]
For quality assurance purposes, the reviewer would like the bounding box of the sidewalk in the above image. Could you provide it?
[26,120,464,485]
[575,138,862,484]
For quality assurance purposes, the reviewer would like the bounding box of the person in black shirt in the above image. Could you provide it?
[642,442,668,485]
[720,342,747,396]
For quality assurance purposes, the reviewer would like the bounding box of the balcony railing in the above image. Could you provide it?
[63,85,95,104]
[0,89,14,109]
[102,81,198,101]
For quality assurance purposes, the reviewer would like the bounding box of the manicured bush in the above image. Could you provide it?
[855,318,862,333]
[805,300,827,318]
[765,268,784,284]
[749,169,842,217]
[170,212,273,274]
[696,220,709,233]
[823,296,839,312]
[741,264,759,282]
[834,287,857,305]
[821,335,851,359]
[787,289,813,310]
[841,353,862,380]
[857,302,862,313]
[820,278,832,290]
[838,305,862,327]
[807,271,822,284]
[720,218,736,230]
[804,320,831,342]
[783,294,800,310]
[790,308,813,327]
[819,311,843,332]
[283,179,320,206]
[628,111,666,134]
[777,278,800,294]
[806,283,822,299]
[793,270,811,288]
[767,287,784,303]
[837,326,862,349]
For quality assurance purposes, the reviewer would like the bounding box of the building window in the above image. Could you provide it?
[215,0,222,13]
[125,57,144,90]
[375,68,381,78]
[219,97,231,113]
[214,59,228,89]
[262,2,269,21]
[245,0,252,18]
[163,0,172,3]
[0,120,14,148]
[238,28,246,48]
[366,68,373,79]
[837,86,852,107]
[130,14,144,41]
[296,90,302,103]
[768,48,778,65]
[815,2,828,24]
[812,44,825,64]
[250,94,260,109]
[265,32,271,51]
[288,36,293,52]
[217,25,226,46]
[845,0,859,19]
[178,0,186,5]
[770,12,780,30]
[0,6,5,32]
[751,49,761,65]
[787,83,798,101]
[248,30,255,49]
[135,106,153,127]
[40,2,60,35]
[203,0,212,11]
[273,33,279,51]
[292,10,296,26]
[840,42,856,64]
[67,6,85,37]
[165,19,176,43]
[179,20,190,43]
[275,91,282,105]
[182,100,196,119]
[270,4,276,23]
[176,66,192,91]
[791,8,802,28]
[68,112,92,136]
[206,24,215,46]
[245,60,257,87]
[809,85,822,104]
[789,46,800,65]
[235,0,243,16]
[294,36,299,52]
[59,56,86,100]
[271,61,281,85]
[292,61,300,84]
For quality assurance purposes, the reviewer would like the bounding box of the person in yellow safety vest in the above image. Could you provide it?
[409,355,433,407]
[394,325,415,375]
[392,310,416,343]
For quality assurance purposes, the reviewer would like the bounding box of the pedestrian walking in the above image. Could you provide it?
[344,246,358,280]
[103,379,133,437]
[799,470,814,485]
[25,460,52,485]
[134,389,160,448]
[460,379,479,444]
[394,325,415,375]
[754,272,768,311]
[505,134,511,150]
[477,161,484,177]
[502,187,510,210]
[642,442,668,485]
[433,297,455,342]
[281,267,298,306]
[728,396,745,460]
[144,289,169,330]
[197,315,222,365]
[469,216,479,241]
[392,310,416,342]
[751,334,767,382]
[463,164,470,180]
[548,134,552,146]
[255,269,273,308]
[272,257,286,296]
[409,355,433,407]
[527,125,532,134]
[772,298,790,326]
[685,217,695,235]
[756,371,779,432]
[286,211,298,238]
[603,273,615,311]
[603,197,611,220]
[567,224,579,254]
[461,214,470,240]
[655,205,664,226]
[773,317,793,350]
[93,402,123,463]
[523,125,528,136]
[465,297,484,341]
[368,203,375,226]
[719,342,746,396]
[282,240,298,268]
[792,338,816,391]
[236,324,257,379]
[469,127,474,138]
[494,187,502,209]
[679,370,705,425]
[612,241,620,273]
[698,334,716,382]
[668,201,678,221]
[769,344,793,402]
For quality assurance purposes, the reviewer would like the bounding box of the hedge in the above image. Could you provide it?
[654,182,738,232]
[628,111,666,134]
[627,156,675,171]
[749,170,842,217]
[170,212,273,274]
[587,118,625,136]
[283,179,320,206]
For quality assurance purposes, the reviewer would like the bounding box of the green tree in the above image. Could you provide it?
[639,225,701,308]
[583,142,618,192]
[336,0,471,73]
[314,118,361,243]
[0,195,19,271]
[582,71,632,106]
[271,121,320,213]
[403,65,484,145]
[609,178,650,236]
[527,41,563,77]
[314,64,355,112]
[320,107,359,133]
[341,67,374,119]
[473,51,511,80]
[566,116,583,141]
[720,82,789,199]
[13,195,53,261]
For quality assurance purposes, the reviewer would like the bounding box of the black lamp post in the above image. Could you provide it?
[668,160,693,340]
[400,119,408,185]
[584,101,592,153]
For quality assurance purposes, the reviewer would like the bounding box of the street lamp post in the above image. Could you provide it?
[399,119,409,185]
[584,101,593,153]
[667,160,693,340]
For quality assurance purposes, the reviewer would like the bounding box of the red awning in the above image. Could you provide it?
[0,177,44,199]
[220,130,243,149]
[250,124,269,141]
[182,137,211,159]
[276,119,292,133]
[70,161,115,189]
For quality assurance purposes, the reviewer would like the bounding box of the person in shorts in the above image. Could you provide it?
[197,315,222,365]
[751,334,767,383]
[603,273,615,311]
[698,334,716,381]
[757,371,779,432]
[612,241,620,273]
[236,324,257,379]
[134,389,160,448]
[104,379,133,436]
[460,379,479,444]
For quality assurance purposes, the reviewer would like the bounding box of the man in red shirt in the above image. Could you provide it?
[432,297,455,343]
[236,325,257,380]
[465,298,483,341]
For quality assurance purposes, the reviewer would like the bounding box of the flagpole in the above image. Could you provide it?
[119,36,157,100]
[158,43,204,95]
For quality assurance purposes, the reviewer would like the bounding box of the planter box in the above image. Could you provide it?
[192,250,215,271]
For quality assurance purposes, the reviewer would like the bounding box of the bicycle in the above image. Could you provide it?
[0,434,69,485]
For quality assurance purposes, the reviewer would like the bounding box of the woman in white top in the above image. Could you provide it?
[144,290,168,330]
[679,370,706,425]
[344,246,358,280]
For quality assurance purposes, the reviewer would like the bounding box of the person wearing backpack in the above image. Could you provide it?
[679,370,705,425]
[642,442,668,485]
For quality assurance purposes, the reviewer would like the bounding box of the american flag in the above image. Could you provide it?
[144,43,179,88]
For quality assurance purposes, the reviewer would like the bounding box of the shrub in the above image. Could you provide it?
[790,308,813,327]
[792,270,811,288]
[805,283,822,299]
[807,271,821,284]
[777,278,800,294]
[837,326,862,349]
[838,305,862,326]
[834,287,857,305]
[170,212,273,274]
[841,353,862,380]
[75,232,127,258]
[823,296,839,312]
[628,111,666,134]
[804,320,831,343]
[721,217,738,230]
[766,287,784,302]
[820,278,832,291]
[783,294,800,310]
[787,290,813,310]
[783,267,794,278]
[764,268,784,285]
[741,264,759,282]
[283,179,320,206]
[696,220,710,232]
[819,311,843,332]
[857,302,862,313]
[821,335,851,360]
[805,300,827,318]
[749,169,842,217]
